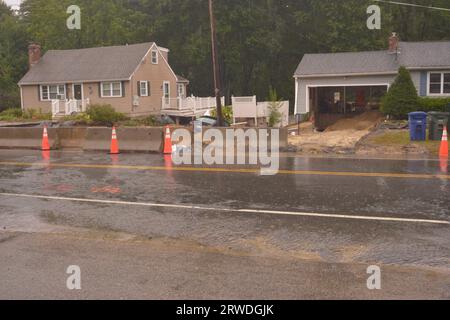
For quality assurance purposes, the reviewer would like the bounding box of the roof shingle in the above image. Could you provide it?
[19,42,154,85]
[294,41,450,77]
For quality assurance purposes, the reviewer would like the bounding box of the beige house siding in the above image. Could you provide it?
[21,85,52,113]
[130,46,178,116]
[82,82,132,114]
[21,45,178,117]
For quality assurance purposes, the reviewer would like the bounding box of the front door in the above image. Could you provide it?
[73,84,82,100]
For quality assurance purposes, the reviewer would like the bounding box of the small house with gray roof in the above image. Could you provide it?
[18,42,219,121]
[294,33,450,130]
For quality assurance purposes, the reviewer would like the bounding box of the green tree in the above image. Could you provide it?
[267,87,282,127]
[2,0,450,111]
[0,2,28,110]
[381,67,420,118]
[20,0,148,49]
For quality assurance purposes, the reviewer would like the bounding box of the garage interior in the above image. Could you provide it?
[309,85,388,131]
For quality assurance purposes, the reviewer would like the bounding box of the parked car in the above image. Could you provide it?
[190,116,230,127]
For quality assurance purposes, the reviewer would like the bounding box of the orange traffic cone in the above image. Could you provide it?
[163,126,172,154]
[439,126,448,158]
[110,154,119,166]
[164,154,173,169]
[440,156,448,173]
[41,125,50,151]
[42,150,50,161]
[110,126,120,154]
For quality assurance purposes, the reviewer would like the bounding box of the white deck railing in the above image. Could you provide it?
[52,99,90,118]
[162,96,225,112]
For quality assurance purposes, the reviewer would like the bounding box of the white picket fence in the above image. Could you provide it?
[51,99,90,118]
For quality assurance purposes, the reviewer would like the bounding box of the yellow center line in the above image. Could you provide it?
[0,161,449,180]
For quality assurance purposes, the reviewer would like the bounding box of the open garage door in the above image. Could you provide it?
[309,85,388,131]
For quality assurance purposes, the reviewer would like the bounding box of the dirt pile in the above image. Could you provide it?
[326,111,384,132]
[288,111,385,154]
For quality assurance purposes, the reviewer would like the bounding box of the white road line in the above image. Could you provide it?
[0,192,448,225]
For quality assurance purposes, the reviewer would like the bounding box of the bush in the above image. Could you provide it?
[22,108,52,120]
[139,115,158,126]
[119,116,158,127]
[61,112,91,124]
[0,107,23,120]
[418,97,450,113]
[0,107,51,121]
[210,106,233,124]
[86,104,127,126]
[268,87,282,127]
[381,67,420,118]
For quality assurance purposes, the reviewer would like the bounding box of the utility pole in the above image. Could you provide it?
[208,0,224,127]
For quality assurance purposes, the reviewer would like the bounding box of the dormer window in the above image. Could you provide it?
[151,50,158,64]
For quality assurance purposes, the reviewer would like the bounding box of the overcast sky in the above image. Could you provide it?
[2,0,21,8]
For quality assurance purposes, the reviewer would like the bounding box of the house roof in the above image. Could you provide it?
[176,75,190,83]
[19,42,155,85]
[294,41,450,78]
[398,41,450,68]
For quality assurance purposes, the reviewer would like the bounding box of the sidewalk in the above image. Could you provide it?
[0,231,448,299]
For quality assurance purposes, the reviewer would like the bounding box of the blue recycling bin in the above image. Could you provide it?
[408,112,427,141]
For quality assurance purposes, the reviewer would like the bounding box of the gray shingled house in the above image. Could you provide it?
[18,42,218,121]
[294,33,450,130]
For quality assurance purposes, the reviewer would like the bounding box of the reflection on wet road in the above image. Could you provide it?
[0,150,449,268]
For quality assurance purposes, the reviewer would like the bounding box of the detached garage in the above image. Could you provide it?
[294,33,450,130]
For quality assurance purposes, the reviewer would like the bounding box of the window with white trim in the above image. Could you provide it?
[151,50,158,64]
[163,81,170,99]
[40,84,66,100]
[139,81,149,96]
[177,84,185,97]
[101,81,122,97]
[429,72,450,95]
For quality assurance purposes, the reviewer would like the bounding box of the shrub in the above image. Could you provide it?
[210,106,233,124]
[86,104,127,126]
[140,115,158,126]
[61,112,91,124]
[381,67,420,118]
[22,108,52,120]
[268,87,282,127]
[0,108,51,121]
[418,97,450,113]
[0,107,23,120]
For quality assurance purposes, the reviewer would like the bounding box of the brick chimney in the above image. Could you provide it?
[158,46,169,63]
[388,32,399,54]
[28,43,41,68]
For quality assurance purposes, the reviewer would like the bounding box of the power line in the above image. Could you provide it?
[373,0,450,12]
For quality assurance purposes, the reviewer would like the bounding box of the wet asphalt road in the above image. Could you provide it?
[0,149,449,299]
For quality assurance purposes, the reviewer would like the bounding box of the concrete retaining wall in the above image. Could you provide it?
[83,127,163,152]
[0,127,58,150]
[57,128,88,149]
[0,126,286,152]
[0,127,164,153]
